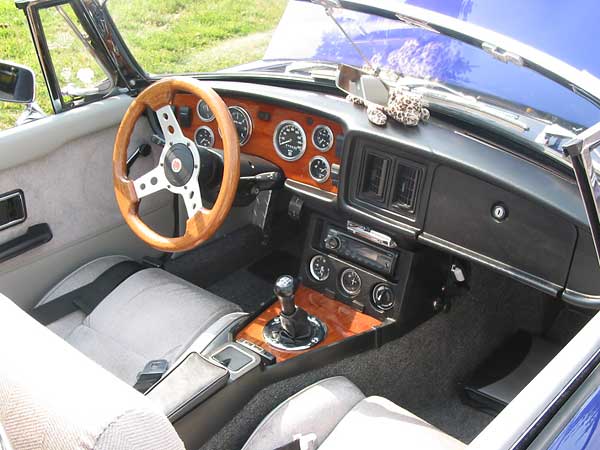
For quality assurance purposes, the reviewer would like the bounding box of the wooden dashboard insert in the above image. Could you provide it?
[236,285,382,363]
[174,93,343,193]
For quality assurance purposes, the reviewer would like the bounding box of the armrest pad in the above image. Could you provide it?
[147,352,229,421]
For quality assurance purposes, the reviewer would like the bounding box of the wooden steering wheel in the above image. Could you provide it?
[113,77,240,252]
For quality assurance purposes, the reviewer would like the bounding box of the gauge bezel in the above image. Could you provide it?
[194,125,215,148]
[309,155,331,184]
[340,268,362,297]
[312,124,334,152]
[227,105,252,146]
[196,99,215,122]
[273,120,307,162]
[309,254,330,282]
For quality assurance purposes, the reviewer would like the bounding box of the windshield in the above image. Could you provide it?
[107,0,600,130]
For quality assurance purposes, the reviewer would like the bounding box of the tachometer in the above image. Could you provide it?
[309,156,330,183]
[228,106,252,146]
[194,126,214,147]
[197,100,214,122]
[312,124,334,152]
[274,120,306,161]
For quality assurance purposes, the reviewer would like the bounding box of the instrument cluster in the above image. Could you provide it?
[273,120,334,184]
[179,94,342,192]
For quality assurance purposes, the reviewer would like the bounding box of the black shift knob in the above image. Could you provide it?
[274,275,296,316]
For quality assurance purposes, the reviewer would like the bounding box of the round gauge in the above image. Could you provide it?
[309,255,331,282]
[194,126,215,147]
[309,156,330,183]
[274,120,307,161]
[197,100,215,122]
[340,268,362,297]
[312,124,334,152]
[372,283,395,311]
[227,106,252,146]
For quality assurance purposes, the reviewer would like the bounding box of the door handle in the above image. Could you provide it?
[0,223,52,264]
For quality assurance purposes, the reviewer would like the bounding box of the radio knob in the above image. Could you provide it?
[325,235,341,250]
[372,283,395,311]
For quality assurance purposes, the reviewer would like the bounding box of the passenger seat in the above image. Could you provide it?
[242,377,465,450]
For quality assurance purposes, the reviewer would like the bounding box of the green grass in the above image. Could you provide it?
[0,0,287,131]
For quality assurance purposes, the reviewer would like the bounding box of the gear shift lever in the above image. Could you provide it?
[274,275,297,316]
[263,275,327,351]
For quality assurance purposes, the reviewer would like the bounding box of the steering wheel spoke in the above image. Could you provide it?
[156,105,185,144]
[182,179,203,219]
[133,165,168,199]
[113,77,239,252]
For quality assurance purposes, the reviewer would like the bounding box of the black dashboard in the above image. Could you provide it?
[206,80,600,309]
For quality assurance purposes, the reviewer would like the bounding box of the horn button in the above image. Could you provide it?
[164,143,195,187]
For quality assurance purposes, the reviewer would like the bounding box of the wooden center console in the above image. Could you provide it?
[236,285,382,363]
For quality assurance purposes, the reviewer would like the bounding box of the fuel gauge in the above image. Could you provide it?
[309,156,330,183]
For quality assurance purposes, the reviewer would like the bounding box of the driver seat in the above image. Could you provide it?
[31,255,243,386]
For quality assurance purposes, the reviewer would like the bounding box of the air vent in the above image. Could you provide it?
[359,152,391,203]
[390,162,421,213]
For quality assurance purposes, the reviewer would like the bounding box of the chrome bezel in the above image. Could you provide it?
[371,283,395,312]
[340,268,362,297]
[273,120,307,161]
[193,125,215,148]
[309,254,330,282]
[196,99,215,122]
[312,124,334,152]
[309,155,331,184]
[228,105,253,146]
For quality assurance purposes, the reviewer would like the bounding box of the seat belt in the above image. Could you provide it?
[29,261,145,326]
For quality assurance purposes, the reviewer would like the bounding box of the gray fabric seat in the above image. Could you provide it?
[36,255,242,385]
[243,377,466,450]
[0,293,184,450]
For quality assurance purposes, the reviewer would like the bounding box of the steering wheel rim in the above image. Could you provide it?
[113,77,240,252]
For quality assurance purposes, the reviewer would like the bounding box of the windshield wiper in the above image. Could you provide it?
[283,61,339,81]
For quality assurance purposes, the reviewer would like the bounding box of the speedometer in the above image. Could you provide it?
[274,120,306,161]
[228,106,252,146]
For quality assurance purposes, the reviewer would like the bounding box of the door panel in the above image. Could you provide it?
[0,95,172,309]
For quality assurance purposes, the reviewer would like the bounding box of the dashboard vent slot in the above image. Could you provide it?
[359,152,390,203]
[390,162,421,213]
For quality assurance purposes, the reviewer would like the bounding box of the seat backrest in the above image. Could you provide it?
[0,293,185,450]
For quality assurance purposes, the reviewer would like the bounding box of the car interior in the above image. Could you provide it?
[1,2,600,450]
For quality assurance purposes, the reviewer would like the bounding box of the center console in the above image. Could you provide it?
[301,215,449,324]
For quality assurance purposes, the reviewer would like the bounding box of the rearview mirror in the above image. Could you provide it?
[0,60,35,104]
[336,64,390,106]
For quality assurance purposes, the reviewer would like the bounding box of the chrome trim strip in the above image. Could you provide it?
[284,179,337,203]
[419,232,562,296]
[0,191,26,232]
[561,289,600,310]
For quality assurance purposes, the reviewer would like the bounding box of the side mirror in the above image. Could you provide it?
[336,64,390,106]
[0,60,35,104]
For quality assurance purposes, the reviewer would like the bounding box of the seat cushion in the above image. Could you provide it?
[0,293,184,450]
[41,258,241,385]
[319,396,465,450]
[244,377,466,450]
[242,377,365,450]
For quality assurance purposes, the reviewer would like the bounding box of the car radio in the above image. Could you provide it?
[320,225,397,277]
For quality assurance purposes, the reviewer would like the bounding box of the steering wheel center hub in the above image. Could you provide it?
[164,143,195,187]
